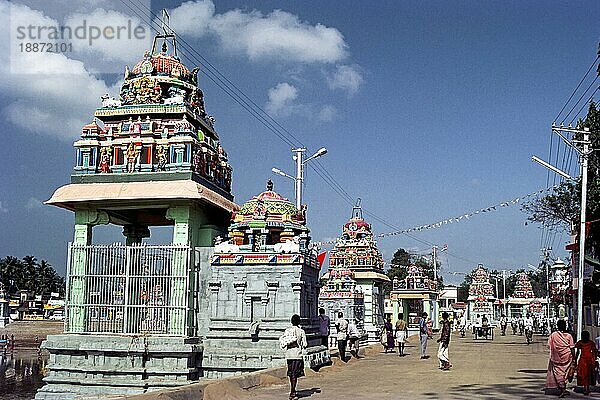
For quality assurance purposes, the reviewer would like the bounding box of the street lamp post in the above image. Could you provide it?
[533,124,592,340]
[272,147,327,210]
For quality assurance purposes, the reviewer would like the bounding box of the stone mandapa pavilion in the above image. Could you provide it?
[40,28,328,399]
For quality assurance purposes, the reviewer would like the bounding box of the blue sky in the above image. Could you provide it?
[0,0,598,284]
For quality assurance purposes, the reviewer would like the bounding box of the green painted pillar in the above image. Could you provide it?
[166,205,198,335]
[69,209,109,333]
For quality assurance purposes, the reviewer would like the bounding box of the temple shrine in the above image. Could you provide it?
[506,272,547,318]
[466,264,496,322]
[39,25,326,399]
[206,181,329,376]
[389,264,439,330]
[319,202,389,342]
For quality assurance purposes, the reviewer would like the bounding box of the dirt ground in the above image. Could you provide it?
[238,330,561,400]
[0,321,63,349]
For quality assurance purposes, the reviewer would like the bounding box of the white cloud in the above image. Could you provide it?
[266,82,298,116]
[327,65,363,95]
[25,197,44,210]
[0,201,8,213]
[0,1,112,140]
[317,105,336,122]
[169,0,215,37]
[63,9,152,67]
[169,1,347,64]
[265,82,335,122]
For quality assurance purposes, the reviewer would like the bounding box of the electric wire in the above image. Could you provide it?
[121,1,547,270]
[554,54,600,123]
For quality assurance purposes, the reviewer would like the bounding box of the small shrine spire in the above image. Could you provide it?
[151,9,178,57]
[351,198,363,219]
[266,179,273,191]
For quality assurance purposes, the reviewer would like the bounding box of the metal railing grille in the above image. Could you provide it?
[66,243,193,336]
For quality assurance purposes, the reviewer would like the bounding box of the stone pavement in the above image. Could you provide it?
[239,330,587,400]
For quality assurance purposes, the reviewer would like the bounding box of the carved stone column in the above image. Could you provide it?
[208,281,222,319]
[266,281,279,317]
[291,281,304,316]
[233,281,247,318]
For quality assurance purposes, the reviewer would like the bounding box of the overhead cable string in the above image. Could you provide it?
[122,2,493,266]
[553,54,600,123]
[125,0,382,218]
[541,54,598,256]
[561,75,599,124]
[569,87,599,126]
[121,0,302,149]
[126,2,415,228]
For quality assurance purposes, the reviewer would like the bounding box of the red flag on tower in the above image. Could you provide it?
[317,251,328,269]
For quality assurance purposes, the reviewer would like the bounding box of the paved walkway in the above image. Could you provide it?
[240,330,591,399]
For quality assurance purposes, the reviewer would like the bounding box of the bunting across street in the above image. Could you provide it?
[317,185,560,246]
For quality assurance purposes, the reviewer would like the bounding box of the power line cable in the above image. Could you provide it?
[554,54,600,123]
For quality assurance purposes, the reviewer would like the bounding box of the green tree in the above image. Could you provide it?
[0,256,65,297]
[457,274,473,302]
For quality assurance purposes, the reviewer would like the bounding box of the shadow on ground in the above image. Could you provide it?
[417,372,546,399]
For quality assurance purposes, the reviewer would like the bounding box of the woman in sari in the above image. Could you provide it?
[546,319,574,397]
[575,330,598,395]
[384,317,395,353]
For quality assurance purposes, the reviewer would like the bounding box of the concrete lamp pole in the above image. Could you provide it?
[272,147,327,210]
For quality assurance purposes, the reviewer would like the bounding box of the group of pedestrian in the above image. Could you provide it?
[281,309,455,399]
[382,311,452,370]
[333,310,362,362]
[546,319,599,397]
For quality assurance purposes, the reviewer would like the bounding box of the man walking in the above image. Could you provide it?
[347,318,361,358]
[335,312,349,362]
[419,312,429,359]
[282,314,307,400]
[318,308,330,347]
[395,313,408,356]
[437,312,452,370]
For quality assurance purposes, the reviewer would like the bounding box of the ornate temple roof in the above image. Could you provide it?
[232,180,306,229]
[130,52,193,82]
[392,264,436,291]
[61,27,233,201]
[328,202,385,273]
[467,265,496,300]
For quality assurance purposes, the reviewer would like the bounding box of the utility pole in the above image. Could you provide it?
[502,270,507,316]
[432,245,438,284]
[293,148,306,210]
[272,147,327,210]
[550,125,592,340]
[541,247,552,321]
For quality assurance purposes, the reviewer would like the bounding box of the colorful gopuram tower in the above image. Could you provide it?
[40,31,236,399]
[506,272,547,318]
[207,181,329,377]
[389,264,439,331]
[320,203,389,342]
[467,264,496,322]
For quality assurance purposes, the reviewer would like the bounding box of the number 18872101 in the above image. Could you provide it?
[19,42,73,53]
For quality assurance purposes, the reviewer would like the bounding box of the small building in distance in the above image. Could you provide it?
[506,272,548,318]
[389,264,439,332]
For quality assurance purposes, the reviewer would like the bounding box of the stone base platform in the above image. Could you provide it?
[201,318,330,379]
[35,334,203,400]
